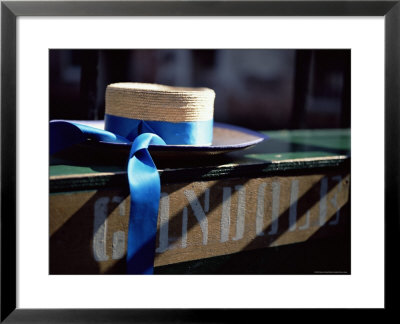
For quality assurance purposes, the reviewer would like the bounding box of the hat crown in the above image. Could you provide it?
[105,82,215,122]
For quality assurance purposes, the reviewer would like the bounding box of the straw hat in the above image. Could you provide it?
[68,82,266,157]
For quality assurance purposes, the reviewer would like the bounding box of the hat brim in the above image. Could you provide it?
[71,120,267,157]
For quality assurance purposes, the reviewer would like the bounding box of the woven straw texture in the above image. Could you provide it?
[105,83,215,122]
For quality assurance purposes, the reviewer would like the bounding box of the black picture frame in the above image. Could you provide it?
[1,0,398,321]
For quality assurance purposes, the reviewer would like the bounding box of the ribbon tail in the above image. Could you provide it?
[126,133,166,274]
[50,121,86,155]
[50,120,131,155]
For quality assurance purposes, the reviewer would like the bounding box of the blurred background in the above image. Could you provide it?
[49,49,350,130]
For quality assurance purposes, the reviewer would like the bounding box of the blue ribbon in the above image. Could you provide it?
[50,117,211,274]
[105,114,213,145]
